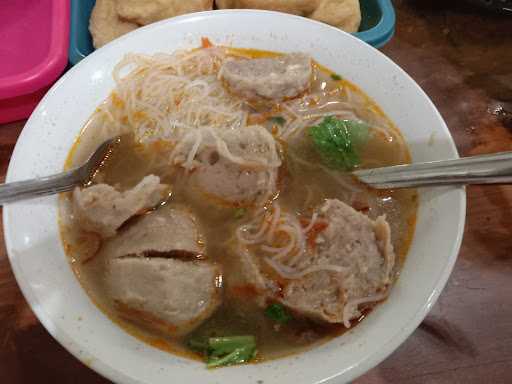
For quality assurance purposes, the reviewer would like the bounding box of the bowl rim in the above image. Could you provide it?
[4,9,466,384]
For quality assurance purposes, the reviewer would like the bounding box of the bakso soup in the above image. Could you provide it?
[60,39,417,368]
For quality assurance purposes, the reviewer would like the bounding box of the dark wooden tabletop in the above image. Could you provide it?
[1,1,511,383]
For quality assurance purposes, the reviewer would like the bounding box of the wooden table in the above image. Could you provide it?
[1,1,511,383]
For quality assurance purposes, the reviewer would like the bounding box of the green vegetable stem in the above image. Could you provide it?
[187,335,257,368]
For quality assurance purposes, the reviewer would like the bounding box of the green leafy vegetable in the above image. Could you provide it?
[207,344,257,368]
[208,336,256,356]
[188,335,257,368]
[330,73,342,81]
[234,207,246,219]
[265,303,292,324]
[269,116,286,126]
[308,116,369,171]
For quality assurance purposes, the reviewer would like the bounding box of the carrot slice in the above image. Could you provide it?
[201,37,213,48]
[300,218,329,249]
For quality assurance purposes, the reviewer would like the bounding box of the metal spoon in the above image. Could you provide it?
[0,137,119,205]
[353,151,512,189]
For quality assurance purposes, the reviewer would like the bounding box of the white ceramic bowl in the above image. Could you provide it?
[4,10,465,384]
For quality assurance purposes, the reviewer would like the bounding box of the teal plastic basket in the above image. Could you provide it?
[355,0,395,48]
[69,0,395,65]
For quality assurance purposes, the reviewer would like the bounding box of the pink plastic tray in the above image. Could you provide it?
[0,0,70,124]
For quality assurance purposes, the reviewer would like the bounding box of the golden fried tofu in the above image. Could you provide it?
[216,0,361,33]
[89,0,139,48]
[117,0,213,25]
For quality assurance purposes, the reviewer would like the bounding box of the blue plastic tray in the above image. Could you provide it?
[69,0,395,65]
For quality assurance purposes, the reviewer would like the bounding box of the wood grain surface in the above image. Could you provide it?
[1,1,511,382]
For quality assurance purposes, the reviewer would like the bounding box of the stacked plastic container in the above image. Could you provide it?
[0,0,70,124]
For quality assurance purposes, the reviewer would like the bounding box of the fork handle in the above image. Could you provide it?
[0,168,84,205]
[353,151,512,189]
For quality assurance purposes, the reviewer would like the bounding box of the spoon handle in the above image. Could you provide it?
[0,168,84,204]
[353,151,512,188]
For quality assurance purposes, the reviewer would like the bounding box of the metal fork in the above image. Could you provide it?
[0,137,118,205]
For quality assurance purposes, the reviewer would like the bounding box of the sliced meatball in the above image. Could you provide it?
[172,125,281,206]
[219,53,312,101]
[106,257,222,336]
[282,199,395,325]
[215,125,282,168]
[193,149,274,205]
[281,271,345,322]
[73,175,169,238]
[237,199,395,326]
[192,126,280,205]
[99,205,203,260]
[226,245,271,306]
[317,199,395,287]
